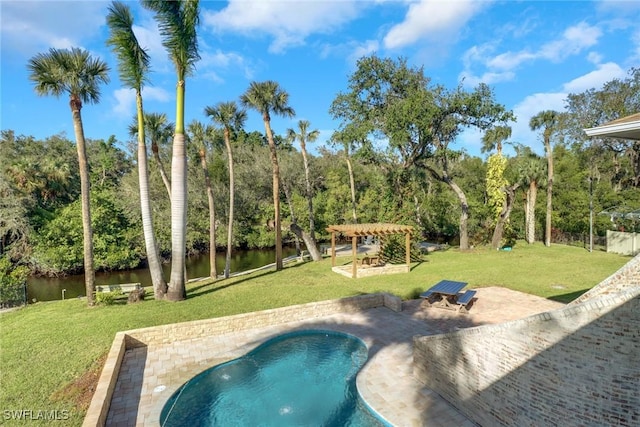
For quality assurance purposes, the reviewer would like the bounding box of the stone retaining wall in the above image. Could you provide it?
[84,293,400,426]
[413,254,640,426]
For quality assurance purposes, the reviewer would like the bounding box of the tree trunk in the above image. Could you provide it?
[224,128,234,279]
[525,181,537,244]
[448,179,471,250]
[545,141,553,247]
[491,184,519,249]
[282,180,301,255]
[345,152,357,224]
[290,223,323,261]
[167,130,187,301]
[136,94,167,299]
[200,148,217,279]
[300,141,317,242]
[263,118,283,270]
[70,100,95,306]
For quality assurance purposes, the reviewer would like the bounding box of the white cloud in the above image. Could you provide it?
[348,40,380,64]
[458,70,515,87]
[383,0,487,49]
[510,92,568,153]
[202,0,363,53]
[0,1,106,57]
[562,62,625,93]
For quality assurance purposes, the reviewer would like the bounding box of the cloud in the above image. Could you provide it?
[460,22,603,87]
[383,0,487,49]
[0,1,106,57]
[562,62,625,93]
[202,0,363,53]
[509,92,568,154]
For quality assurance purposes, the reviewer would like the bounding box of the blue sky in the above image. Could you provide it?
[1,0,639,157]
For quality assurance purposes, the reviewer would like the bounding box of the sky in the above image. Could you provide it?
[1,0,639,158]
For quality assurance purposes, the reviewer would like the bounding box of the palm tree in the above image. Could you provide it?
[142,0,200,301]
[107,1,167,300]
[128,112,173,199]
[481,125,511,156]
[518,157,546,244]
[530,110,559,247]
[287,120,320,244]
[27,47,109,306]
[187,120,218,279]
[331,131,359,224]
[241,81,295,271]
[204,101,247,278]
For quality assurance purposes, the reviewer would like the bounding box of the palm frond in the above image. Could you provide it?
[106,1,150,90]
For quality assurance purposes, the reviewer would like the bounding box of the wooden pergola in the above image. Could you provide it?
[326,223,414,278]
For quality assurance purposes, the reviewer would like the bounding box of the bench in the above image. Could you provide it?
[456,290,476,312]
[96,283,142,293]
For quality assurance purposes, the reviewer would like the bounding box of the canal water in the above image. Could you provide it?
[27,247,298,302]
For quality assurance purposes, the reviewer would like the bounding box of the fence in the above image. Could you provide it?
[606,230,640,255]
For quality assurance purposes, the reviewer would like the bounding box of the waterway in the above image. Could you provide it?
[27,247,298,302]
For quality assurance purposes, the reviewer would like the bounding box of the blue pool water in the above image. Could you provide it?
[160,330,390,426]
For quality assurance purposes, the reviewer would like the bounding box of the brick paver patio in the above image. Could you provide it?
[105,287,563,426]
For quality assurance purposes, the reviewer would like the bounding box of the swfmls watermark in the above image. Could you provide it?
[3,409,71,421]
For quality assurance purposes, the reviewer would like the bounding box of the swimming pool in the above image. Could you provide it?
[160,330,390,426]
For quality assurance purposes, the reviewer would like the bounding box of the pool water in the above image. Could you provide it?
[160,330,390,426]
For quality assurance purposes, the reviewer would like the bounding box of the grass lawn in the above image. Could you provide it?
[0,242,631,426]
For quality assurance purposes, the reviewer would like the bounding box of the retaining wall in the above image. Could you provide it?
[413,254,640,426]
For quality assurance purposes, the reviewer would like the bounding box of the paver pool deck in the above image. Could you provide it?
[105,287,564,426]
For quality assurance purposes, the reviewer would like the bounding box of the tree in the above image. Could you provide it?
[128,112,173,198]
[142,0,200,301]
[241,81,295,271]
[187,120,217,279]
[330,55,513,249]
[287,120,320,248]
[27,47,110,305]
[530,110,559,247]
[107,0,167,300]
[204,101,247,278]
[515,146,546,244]
[330,130,360,224]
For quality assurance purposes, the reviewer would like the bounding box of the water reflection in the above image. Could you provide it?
[27,247,298,302]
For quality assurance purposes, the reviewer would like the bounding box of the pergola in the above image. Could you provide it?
[325,223,414,278]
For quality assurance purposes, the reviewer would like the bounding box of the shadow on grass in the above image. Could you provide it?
[548,288,590,304]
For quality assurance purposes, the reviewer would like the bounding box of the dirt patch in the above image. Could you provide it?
[51,353,107,413]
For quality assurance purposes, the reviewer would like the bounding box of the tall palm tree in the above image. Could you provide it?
[518,158,546,244]
[187,120,218,279]
[128,112,173,199]
[204,101,247,278]
[481,125,511,156]
[241,81,295,271]
[530,110,559,247]
[106,1,167,300]
[287,120,320,244]
[27,47,110,306]
[331,131,359,224]
[142,0,200,301]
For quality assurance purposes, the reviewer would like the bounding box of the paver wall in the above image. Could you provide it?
[413,254,640,426]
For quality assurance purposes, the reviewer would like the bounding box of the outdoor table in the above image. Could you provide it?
[420,279,467,310]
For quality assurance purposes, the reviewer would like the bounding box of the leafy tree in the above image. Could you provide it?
[241,81,295,271]
[205,101,247,277]
[142,0,200,301]
[530,110,559,247]
[27,47,110,305]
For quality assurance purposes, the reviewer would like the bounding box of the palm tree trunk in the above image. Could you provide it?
[300,142,316,242]
[136,95,167,299]
[545,141,553,247]
[70,101,95,306]
[263,119,283,271]
[224,129,234,279]
[526,182,537,244]
[491,184,518,249]
[345,152,357,224]
[199,148,217,279]
[167,130,187,301]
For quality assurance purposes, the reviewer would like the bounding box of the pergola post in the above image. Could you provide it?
[405,231,411,268]
[352,236,357,278]
[331,231,336,267]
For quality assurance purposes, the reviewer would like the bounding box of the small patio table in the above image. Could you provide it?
[420,280,467,310]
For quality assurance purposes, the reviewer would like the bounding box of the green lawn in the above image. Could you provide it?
[0,242,631,426]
